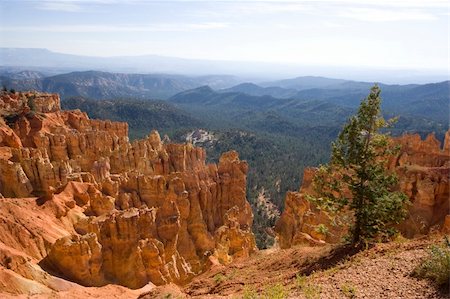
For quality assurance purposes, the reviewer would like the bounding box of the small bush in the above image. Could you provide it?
[242,286,258,299]
[414,237,450,287]
[315,224,329,236]
[4,113,20,127]
[294,273,321,299]
[263,283,288,299]
[341,283,357,298]
[295,273,307,289]
[28,97,37,112]
[213,273,227,284]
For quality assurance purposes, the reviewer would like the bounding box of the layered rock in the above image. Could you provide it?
[393,132,450,237]
[0,91,256,293]
[275,131,450,248]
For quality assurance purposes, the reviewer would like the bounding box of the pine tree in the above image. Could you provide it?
[310,85,409,245]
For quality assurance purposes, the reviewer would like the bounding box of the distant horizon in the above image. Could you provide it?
[1,47,448,84]
[1,46,448,73]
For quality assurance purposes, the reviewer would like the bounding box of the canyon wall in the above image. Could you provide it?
[275,131,450,248]
[0,91,256,294]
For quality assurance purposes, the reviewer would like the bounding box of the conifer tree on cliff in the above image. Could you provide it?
[310,85,409,245]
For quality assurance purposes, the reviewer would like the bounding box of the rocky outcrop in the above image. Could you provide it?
[274,168,348,248]
[275,131,450,248]
[393,132,449,237]
[0,91,256,293]
[0,91,60,117]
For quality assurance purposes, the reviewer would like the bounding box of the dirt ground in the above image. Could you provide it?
[141,235,448,298]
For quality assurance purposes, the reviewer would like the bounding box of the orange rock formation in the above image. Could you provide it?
[0,91,256,295]
[275,131,450,248]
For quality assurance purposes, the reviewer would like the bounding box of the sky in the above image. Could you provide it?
[0,0,448,71]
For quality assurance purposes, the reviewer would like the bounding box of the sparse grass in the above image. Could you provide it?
[214,269,237,285]
[302,283,321,299]
[315,224,329,236]
[263,283,288,299]
[414,237,450,287]
[294,273,321,299]
[214,273,227,284]
[295,273,307,289]
[341,283,357,298]
[242,286,258,299]
[228,269,237,279]
[393,233,408,244]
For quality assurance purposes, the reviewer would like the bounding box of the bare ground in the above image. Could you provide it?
[171,235,448,299]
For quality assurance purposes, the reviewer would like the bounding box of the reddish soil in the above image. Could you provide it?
[175,235,448,298]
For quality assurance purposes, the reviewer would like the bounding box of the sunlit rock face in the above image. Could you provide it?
[0,91,256,291]
[275,131,450,248]
[393,132,449,237]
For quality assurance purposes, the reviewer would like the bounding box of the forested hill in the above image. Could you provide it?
[222,80,450,123]
[61,97,202,140]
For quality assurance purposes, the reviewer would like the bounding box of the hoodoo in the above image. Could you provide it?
[0,91,256,293]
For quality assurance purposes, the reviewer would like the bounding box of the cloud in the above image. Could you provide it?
[239,2,312,14]
[339,7,438,22]
[132,0,448,8]
[336,0,447,8]
[0,23,230,33]
[35,0,123,12]
[38,1,82,12]
[183,0,445,22]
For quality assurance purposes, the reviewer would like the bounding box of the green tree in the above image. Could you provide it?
[310,85,409,245]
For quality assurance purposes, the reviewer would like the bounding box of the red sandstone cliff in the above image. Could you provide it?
[0,91,256,295]
[275,131,450,248]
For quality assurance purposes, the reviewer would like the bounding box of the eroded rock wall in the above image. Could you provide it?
[0,91,256,292]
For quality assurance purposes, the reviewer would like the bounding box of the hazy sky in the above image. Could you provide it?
[0,0,448,71]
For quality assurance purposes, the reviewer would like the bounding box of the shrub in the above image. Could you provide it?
[315,224,329,236]
[263,283,288,299]
[28,97,37,112]
[302,283,321,299]
[341,283,357,298]
[213,273,227,284]
[295,273,307,289]
[4,113,20,127]
[242,286,258,299]
[294,274,321,299]
[414,237,450,287]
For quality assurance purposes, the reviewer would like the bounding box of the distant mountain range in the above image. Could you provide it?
[261,76,350,90]
[170,85,352,128]
[0,70,242,99]
[221,80,450,123]
[221,83,298,98]
[2,68,448,123]
[169,83,449,130]
[1,48,447,83]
